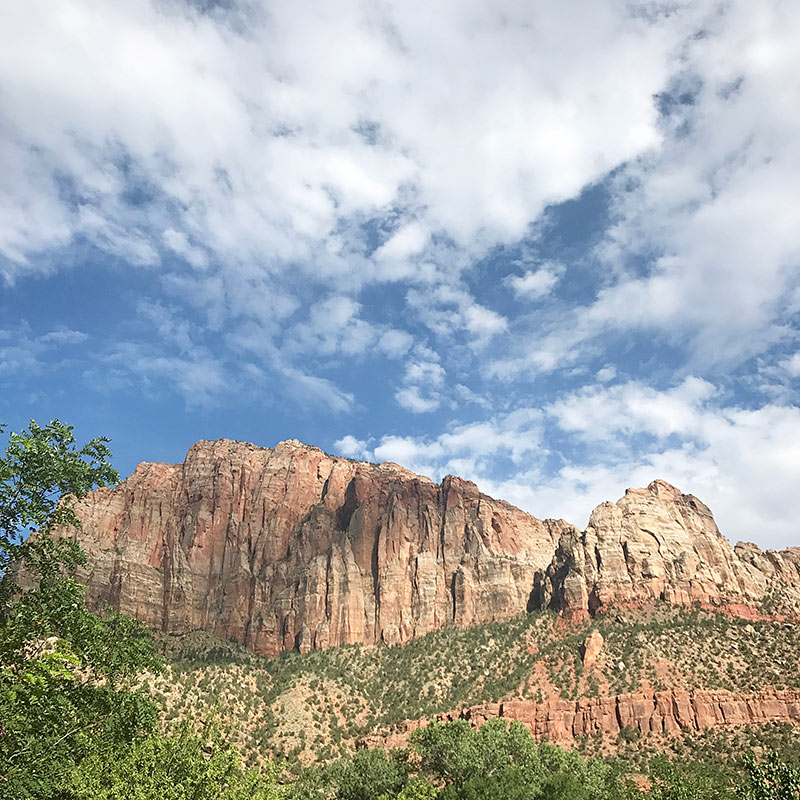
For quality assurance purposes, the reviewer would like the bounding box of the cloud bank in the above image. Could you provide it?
[1,0,799,549]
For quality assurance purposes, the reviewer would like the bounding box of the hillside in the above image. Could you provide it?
[147,603,800,768]
[48,436,800,772]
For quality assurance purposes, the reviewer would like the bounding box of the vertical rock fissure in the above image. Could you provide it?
[371,516,381,640]
[439,479,453,624]
[160,529,172,634]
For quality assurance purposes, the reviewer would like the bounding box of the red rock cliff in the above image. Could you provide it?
[367,689,800,749]
[60,441,800,654]
[63,439,568,656]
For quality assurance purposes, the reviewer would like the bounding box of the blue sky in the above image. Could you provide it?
[2,0,799,548]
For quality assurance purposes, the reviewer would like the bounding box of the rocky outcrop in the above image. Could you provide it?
[534,480,800,619]
[581,630,604,667]
[57,440,800,655]
[365,689,800,749]
[61,439,569,656]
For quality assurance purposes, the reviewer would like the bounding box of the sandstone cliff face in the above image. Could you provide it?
[64,439,568,656]
[367,689,800,749]
[61,441,800,655]
[535,480,800,618]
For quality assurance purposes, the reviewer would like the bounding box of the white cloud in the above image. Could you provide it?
[403,358,445,387]
[163,228,208,269]
[377,329,413,359]
[405,283,508,347]
[505,262,564,300]
[4,0,800,554]
[373,222,429,263]
[527,398,800,550]
[394,350,446,413]
[0,323,89,378]
[547,377,717,442]
[337,376,800,549]
[38,329,88,345]
[779,353,800,378]
[596,365,617,383]
[484,2,800,381]
[395,387,442,414]
[95,343,227,407]
[344,408,544,482]
[332,434,370,460]
[0,0,694,299]
[463,304,508,341]
[282,295,414,363]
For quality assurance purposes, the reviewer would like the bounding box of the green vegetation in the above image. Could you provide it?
[2,418,799,798]
[281,722,800,800]
[0,420,278,799]
[152,604,800,764]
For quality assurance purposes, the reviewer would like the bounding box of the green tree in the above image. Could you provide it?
[69,723,282,800]
[290,748,411,800]
[647,756,735,800]
[409,719,629,800]
[0,419,118,571]
[0,419,162,799]
[739,751,800,800]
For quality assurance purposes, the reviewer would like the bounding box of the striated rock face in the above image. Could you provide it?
[59,441,800,655]
[535,480,800,619]
[367,689,800,749]
[62,439,569,656]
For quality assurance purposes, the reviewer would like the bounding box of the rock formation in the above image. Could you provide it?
[55,440,800,655]
[581,630,604,667]
[534,480,800,619]
[60,439,569,656]
[366,689,800,749]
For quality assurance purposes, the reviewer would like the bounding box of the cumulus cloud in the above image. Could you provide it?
[333,434,371,460]
[531,386,800,549]
[778,353,800,378]
[395,350,446,413]
[335,376,800,549]
[492,2,800,377]
[4,0,800,553]
[505,262,564,300]
[0,1,693,319]
[547,377,717,442]
[337,407,544,482]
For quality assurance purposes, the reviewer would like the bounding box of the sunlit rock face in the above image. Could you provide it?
[535,479,800,618]
[62,438,566,656]
[365,689,800,749]
[60,441,800,655]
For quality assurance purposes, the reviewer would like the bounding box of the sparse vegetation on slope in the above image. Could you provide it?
[150,603,800,765]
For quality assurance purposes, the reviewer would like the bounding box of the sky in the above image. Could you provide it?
[1,0,799,549]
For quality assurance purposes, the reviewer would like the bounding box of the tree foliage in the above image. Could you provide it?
[409,719,630,800]
[0,419,163,798]
[69,724,281,800]
[0,419,118,569]
[739,751,800,800]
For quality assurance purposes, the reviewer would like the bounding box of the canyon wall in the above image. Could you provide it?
[62,439,568,656]
[58,439,800,655]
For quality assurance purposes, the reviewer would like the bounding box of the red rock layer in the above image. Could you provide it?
[367,689,800,749]
[62,439,568,656]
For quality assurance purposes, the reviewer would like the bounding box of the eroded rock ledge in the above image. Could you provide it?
[366,689,800,748]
